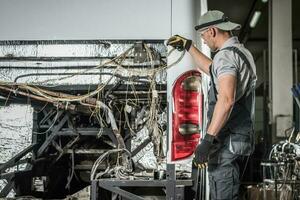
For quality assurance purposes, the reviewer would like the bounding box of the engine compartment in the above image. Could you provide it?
[0,40,183,198]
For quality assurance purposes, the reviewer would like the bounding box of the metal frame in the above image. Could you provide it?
[91,164,193,200]
[0,177,14,197]
[0,144,36,173]
[35,108,120,157]
[0,106,122,198]
[0,36,171,198]
[0,144,36,197]
[0,82,168,198]
[261,161,300,200]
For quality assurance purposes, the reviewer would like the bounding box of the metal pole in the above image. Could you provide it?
[268,0,273,126]
[166,164,176,200]
[91,180,98,200]
[294,49,298,84]
[263,49,271,150]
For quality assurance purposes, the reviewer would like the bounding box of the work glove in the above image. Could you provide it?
[166,35,192,51]
[193,134,216,169]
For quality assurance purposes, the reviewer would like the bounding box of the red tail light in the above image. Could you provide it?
[172,70,202,161]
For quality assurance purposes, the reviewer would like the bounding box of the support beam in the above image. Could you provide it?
[0,180,13,197]
[0,144,36,172]
[131,137,152,157]
[269,0,293,138]
[166,164,176,200]
[37,111,69,157]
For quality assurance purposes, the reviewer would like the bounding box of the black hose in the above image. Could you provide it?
[14,72,150,84]
[0,40,111,46]
[0,56,137,62]
[0,65,112,70]
[0,63,165,70]
[0,39,164,46]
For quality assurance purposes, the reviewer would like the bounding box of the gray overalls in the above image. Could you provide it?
[207,46,255,200]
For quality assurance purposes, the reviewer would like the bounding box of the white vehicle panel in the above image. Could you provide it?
[0,0,171,40]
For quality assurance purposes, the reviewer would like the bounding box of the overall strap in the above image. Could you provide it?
[210,46,255,97]
[222,46,255,93]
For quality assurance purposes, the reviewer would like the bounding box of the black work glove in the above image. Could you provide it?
[193,134,216,168]
[166,35,192,51]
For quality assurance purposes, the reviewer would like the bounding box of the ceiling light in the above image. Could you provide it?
[249,11,261,28]
[262,0,268,3]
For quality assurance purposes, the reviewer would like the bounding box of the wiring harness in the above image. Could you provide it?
[0,42,185,182]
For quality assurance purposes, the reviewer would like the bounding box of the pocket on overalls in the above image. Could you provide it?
[209,168,235,200]
[229,132,254,156]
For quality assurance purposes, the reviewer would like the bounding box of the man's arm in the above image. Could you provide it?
[188,45,212,75]
[193,74,236,167]
[206,74,236,136]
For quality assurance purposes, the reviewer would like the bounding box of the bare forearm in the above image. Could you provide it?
[188,45,212,75]
[207,98,234,136]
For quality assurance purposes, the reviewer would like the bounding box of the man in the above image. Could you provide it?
[167,10,257,199]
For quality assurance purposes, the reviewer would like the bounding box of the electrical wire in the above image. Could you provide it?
[90,148,131,181]
[65,150,75,190]
[0,43,184,181]
[30,45,135,85]
[14,72,150,84]
[33,108,59,135]
[0,45,182,105]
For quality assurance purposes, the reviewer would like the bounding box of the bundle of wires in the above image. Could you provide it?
[0,43,185,181]
[0,43,184,104]
[90,148,132,180]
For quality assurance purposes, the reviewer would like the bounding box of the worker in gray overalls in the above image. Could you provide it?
[167,10,257,199]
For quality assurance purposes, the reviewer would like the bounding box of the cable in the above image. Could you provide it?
[90,148,131,181]
[14,72,150,84]
[33,107,60,135]
[0,43,184,182]
[65,150,75,190]
[0,45,183,104]
[13,74,115,102]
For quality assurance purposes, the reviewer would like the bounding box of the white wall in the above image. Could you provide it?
[0,0,171,40]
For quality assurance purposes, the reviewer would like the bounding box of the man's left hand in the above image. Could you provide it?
[193,134,216,167]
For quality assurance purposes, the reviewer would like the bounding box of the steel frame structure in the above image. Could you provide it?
[91,164,194,200]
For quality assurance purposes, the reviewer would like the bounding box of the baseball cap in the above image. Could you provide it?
[195,10,241,32]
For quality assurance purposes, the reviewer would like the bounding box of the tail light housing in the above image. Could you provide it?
[172,70,202,161]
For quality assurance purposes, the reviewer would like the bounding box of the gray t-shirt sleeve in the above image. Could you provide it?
[213,51,238,78]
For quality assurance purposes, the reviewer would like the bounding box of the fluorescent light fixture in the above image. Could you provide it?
[249,11,261,28]
[262,0,268,3]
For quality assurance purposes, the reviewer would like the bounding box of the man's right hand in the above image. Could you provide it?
[167,35,192,51]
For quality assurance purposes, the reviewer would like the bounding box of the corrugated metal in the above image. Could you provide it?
[0,41,166,84]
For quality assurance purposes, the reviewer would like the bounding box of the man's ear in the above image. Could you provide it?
[212,27,217,38]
